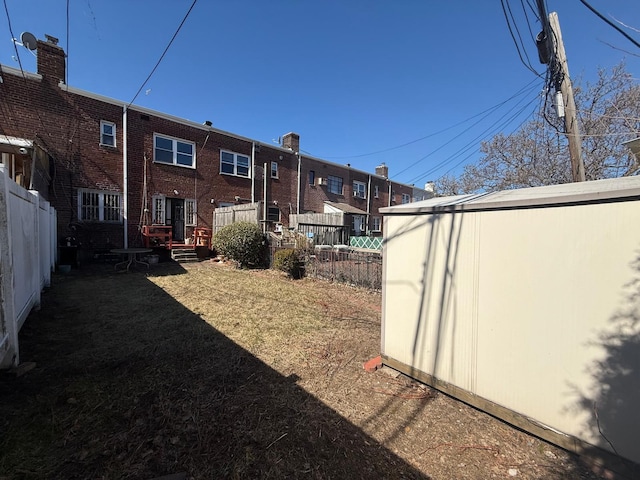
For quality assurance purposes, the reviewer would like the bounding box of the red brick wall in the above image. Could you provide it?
[1,42,418,249]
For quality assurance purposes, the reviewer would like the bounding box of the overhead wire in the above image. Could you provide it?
[127,0,198,107]
[320,77,542,160]
[577,0,640,50]
[392,79,543,179]
[403,88,543,184]
[500,0,542,76]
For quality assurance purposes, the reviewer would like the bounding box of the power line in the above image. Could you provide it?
[392,80,543,179]
[320,77,542,160]
[127,0,198,107]
[577,0,640,50]
[3,0,26,80]
[500,0,542,76]
[403,91,542,185]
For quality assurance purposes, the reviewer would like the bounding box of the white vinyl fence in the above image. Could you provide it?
[0,165,56,368]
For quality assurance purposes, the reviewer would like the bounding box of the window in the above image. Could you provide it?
[78,189,121,222]
[353,180,366,199]
[271,161,279,178]
[372,216,381,232]
[374,185,379,198]
[185,199,196,226]
[327,175,343,195]
[309,170,315,186]
[267,206,280,222]
[100,120,116,147]
[154,134,195,168]
[152,195,166,224]
[402,193,411,204]
[220,150,250,178]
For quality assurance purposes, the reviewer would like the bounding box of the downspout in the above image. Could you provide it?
[28,149,37,190]
[366,174,371,235]
[123,105,128,248]
[262,162,267,233]
[250,142,255,203]
[388,180,392,207]
[296,152,301,214]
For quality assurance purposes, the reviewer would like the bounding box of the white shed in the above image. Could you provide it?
[380,176,640,473]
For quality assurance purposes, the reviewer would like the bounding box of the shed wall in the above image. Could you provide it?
[382,198,640,465]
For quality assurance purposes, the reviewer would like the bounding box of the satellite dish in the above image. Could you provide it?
[20,32,37,51]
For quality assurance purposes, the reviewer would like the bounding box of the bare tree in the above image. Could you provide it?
[435,62,640,196]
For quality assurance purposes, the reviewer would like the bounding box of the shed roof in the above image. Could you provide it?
[380,176,640,215]
[324,201,368,215]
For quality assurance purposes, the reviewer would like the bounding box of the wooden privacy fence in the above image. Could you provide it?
[0,165,56,368]
[213,203,261,233]
[289,213,348,246]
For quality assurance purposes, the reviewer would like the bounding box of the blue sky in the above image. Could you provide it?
[2,1,639,186]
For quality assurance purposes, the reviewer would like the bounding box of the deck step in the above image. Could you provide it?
[171,248,199,263]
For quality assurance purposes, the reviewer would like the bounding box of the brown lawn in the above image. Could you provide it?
[0,261,608,479]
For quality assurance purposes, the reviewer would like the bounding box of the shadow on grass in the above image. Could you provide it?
[0,263,429,479]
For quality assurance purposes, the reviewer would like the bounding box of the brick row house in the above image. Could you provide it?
[0,36,426,259]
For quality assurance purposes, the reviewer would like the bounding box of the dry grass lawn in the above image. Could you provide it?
[0,261,608,479]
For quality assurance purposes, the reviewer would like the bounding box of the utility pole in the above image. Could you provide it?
[548,12,585,182]
[535,1,585,182]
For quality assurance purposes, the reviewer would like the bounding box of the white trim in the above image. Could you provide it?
[152,194,166,224]
[100,120,116,148]
[77,188,122,223]
[1,65,42,81]
[220,149,251,178]
[185,198,196,226]
[353,180,366,199]
[153,133,196,169]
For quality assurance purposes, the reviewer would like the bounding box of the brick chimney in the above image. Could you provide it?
[281,132,300,153]
[36,35,66,83]
[375,163,389,178]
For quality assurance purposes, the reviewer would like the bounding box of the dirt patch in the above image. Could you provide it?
[0,262,610,479]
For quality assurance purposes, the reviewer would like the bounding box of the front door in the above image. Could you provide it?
[171,199,185,241]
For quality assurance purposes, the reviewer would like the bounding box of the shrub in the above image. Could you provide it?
[211,222,267,268]
[273,248,305,279]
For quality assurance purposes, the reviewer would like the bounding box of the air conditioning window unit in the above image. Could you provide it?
[353,191,365,198]
[317,177,327,186]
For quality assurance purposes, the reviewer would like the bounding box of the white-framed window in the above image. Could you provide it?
[372,216,381,232]
[220,150,250,178]
[152,194,166,224]
[185,198,196,226]
[327,175,343,195]
[154,133,195,168]
[374,185,379,198]
[78,189,121,222]
[402,193,411,204]
[271,161,279,178]
[309,170,315,186]
[100,120,116,147]
[353,180,366,199]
